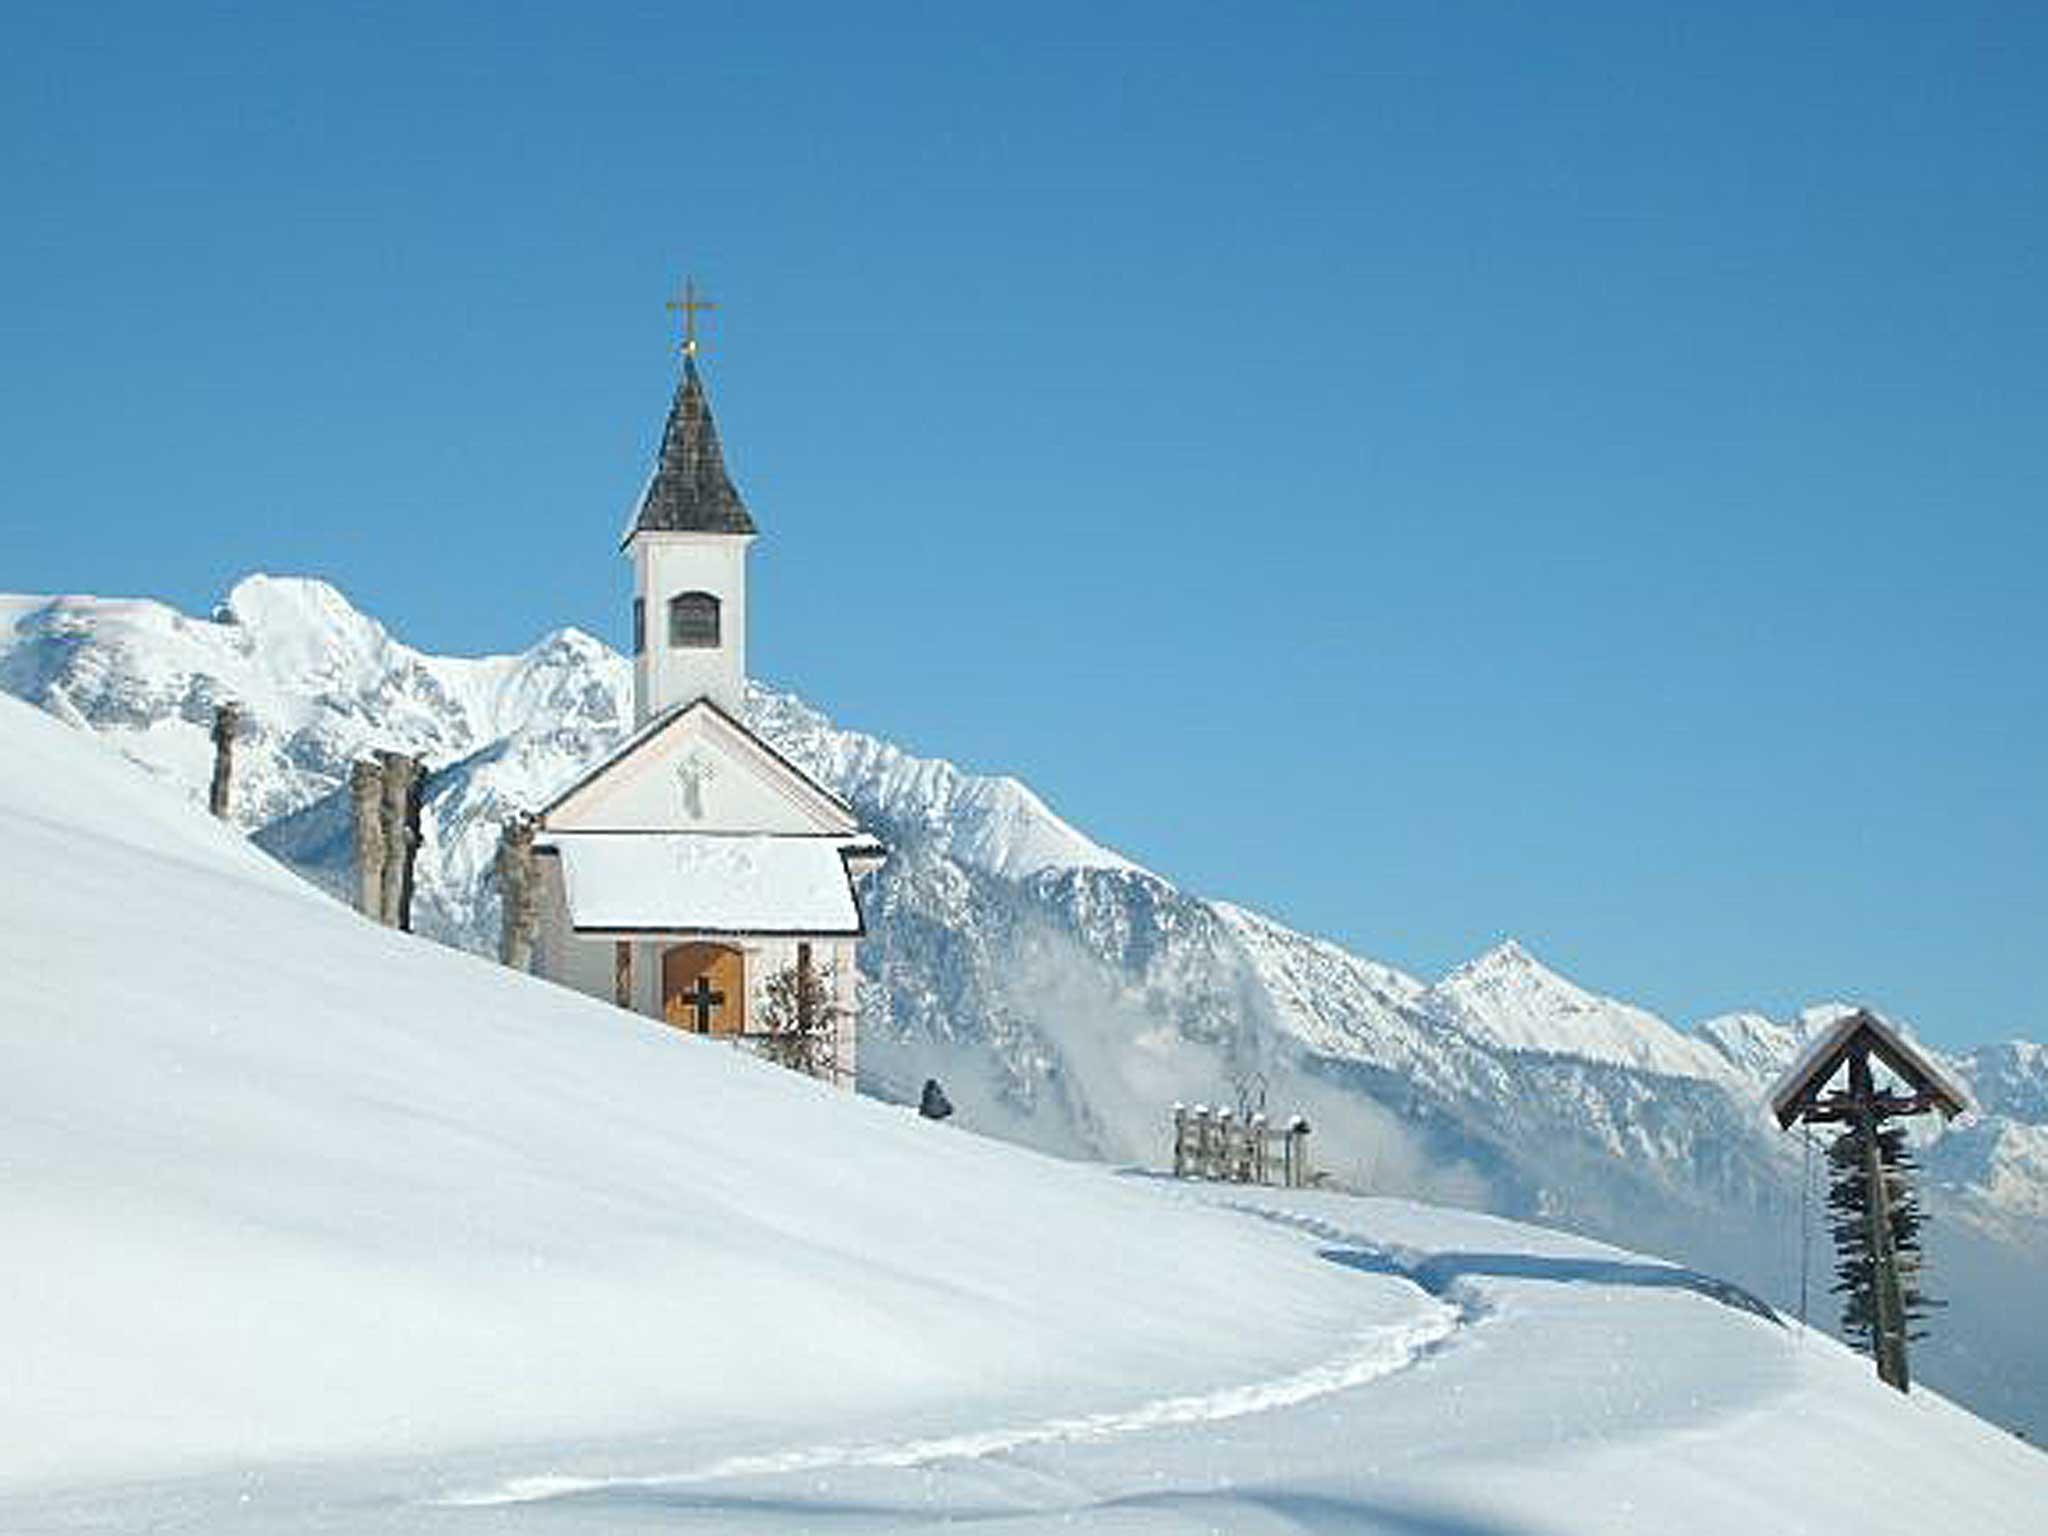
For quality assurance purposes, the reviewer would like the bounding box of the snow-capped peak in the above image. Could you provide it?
[1427,938,1737,1082]
[1692,1011,1805,1088]
[1451,937,1539,976]
[740,684,1142,881]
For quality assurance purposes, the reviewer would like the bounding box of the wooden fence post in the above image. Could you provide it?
[1283,1116,1313,1189]
[208,702,240,821]
[1171,1103,1190,1177]
[496,814,538,969]
[376,752,411,925]
[350,760,386,920]
[396,756,424,933]
[614,941,634,1010]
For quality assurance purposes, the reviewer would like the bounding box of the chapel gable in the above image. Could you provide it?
[540,697,858,839]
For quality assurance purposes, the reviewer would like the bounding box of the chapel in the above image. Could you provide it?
[528,305,883,1087]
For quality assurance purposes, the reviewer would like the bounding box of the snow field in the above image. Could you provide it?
[3,690,2045,1533]
[0,694,1421,1492]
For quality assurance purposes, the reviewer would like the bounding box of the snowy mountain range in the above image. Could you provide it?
[5,574,2046,1438]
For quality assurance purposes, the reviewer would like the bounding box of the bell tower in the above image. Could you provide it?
[622,283,757,723]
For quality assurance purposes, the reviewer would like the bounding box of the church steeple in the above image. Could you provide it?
[623,286,757,725]
[628,356,757,540]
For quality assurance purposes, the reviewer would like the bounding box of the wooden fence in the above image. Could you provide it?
[1171,1104,1313,1188]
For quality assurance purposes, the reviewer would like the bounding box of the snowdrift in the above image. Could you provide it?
[2,692,2043,1533]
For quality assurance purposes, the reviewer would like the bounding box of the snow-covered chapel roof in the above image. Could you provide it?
[625,355,756,542]
[538,832,866,937]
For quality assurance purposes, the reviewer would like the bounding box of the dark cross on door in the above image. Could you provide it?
[681,974,725,1033]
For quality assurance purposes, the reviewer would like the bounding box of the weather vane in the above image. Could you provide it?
[665,276,716,359]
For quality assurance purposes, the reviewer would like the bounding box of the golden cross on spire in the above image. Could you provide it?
[665,276,716,358]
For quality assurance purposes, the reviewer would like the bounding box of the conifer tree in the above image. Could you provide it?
[1826,1121,1941,1355]
[754,954,844,1083]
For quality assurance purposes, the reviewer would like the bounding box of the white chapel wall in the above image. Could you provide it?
[535,857,620,1005]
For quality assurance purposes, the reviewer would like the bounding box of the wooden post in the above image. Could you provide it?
[349,760,386,920]
[1250,1113,1269,1185]
[1284,1116,1312,1189]
[1850,1045,1913,1392]
[375,752,410,926]
[396,756,425,933]
[1192,1106,1212,1179]
[796,941,815,1034]
[613,941,634,1010]
[496,815,538,970]
[207,703,240,821]
[1171,1103,1189,1177]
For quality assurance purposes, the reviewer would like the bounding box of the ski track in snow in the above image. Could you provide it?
[1221,1197,1782,1329]
[1216,1200,1497,1324]
[445,1298,1460,1508]
[488,1183,1786,1526]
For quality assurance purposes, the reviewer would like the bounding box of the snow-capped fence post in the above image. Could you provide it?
[496,814,539,970]
[1283,1116,1312,1189]
[350,760,386,920]
[207,702,240,821]
[1172,1103,1305,1186]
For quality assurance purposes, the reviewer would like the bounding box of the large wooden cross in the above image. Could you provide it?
[680,975,725,1033]
[1768,1009,1970,1394]
[666,277,716,358]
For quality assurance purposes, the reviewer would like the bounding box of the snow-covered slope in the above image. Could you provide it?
[5,577,2047,1442]
[4,689,2043,1533]
[0,691,1405,1494]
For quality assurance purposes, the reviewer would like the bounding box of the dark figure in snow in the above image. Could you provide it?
[919,1079,954,1121]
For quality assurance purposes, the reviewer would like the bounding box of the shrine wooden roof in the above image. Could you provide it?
[1766,1009,1973,1129]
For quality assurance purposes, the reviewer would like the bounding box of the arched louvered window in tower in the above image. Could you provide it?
[668,591,721,649]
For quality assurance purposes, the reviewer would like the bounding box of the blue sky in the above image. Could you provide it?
[4,3,2043,1047]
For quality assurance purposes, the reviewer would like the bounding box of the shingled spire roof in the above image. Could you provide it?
[628,355,756,540]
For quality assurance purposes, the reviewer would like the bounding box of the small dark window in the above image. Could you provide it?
[669,591,721,649]
[632,598,645,656]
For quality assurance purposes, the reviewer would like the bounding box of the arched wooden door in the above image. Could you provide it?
[662,943,745,1035]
